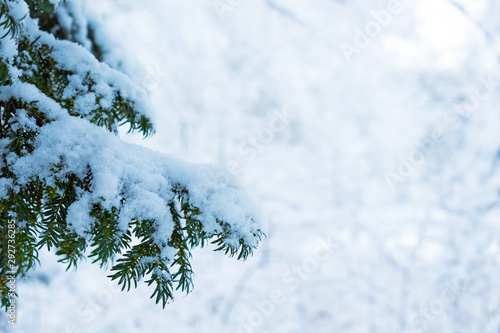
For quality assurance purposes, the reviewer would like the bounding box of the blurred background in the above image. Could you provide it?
[4,0,500,331]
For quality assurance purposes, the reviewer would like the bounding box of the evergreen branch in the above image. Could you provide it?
[38,176,77,250]
[0,3,24,39]
[146,266,173,308]
[88,204,131,268]
[108,240,156,292]
[0,0,263,312]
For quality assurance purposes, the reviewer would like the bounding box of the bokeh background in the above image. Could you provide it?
[3,0,500,332]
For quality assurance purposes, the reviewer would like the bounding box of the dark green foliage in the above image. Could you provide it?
[0,2,24,39]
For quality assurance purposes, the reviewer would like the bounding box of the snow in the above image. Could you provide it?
[5,113,261,250]
[2,0,500,332]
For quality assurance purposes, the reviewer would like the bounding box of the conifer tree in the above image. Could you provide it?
[0,0,263,310]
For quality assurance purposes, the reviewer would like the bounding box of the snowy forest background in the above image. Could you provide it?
[3,0,500,332]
